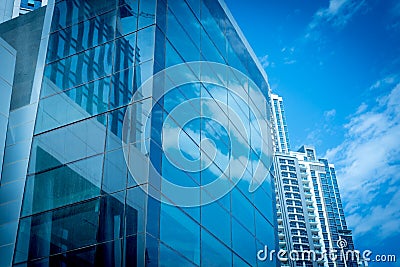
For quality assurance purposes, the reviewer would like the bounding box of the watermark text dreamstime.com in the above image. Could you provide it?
[257,245,396,264]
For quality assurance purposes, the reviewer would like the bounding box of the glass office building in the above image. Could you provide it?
[0,0,277,266]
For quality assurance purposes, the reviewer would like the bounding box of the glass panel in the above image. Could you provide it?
[161,153,199,187]
[116,2,139,36]
[166,8,199,62]
[233,253,251,267]
[126,185,147,236]
[14,199,100,263]
[36,77,110,133]
[110,67,134,110]
[247,63,264,91]
[125,234,139,266]
[200,155,225,186]
[97,192,125,243]
[160,204,200,265]
[102,148,127,194]
[162,85,200,116]
[154,26,166,73]
[185,0,200,18]
[227,91,251,150]
[165,39,183,68]
[134,59,154,92]
[137,0,156,30]
[201,229,232,266]
[159,242,196,267]
[47,10,116,63]
[200,27,224,64]
[22,155,103,216]
[231,188,255,234]
[216,189,231,213]
[255,210,275,251]
[51,0,117,32]
[83,239,124,267]
[145,233,159,267]
[200,0,226,60]
[0,244,13,267]
[201,119,230,173]
[254,188,274,222]
[136,26,155,64]
[114,32,136,73]
[248,83,266,121]
[177,83,201,111]
[181,206,200,224]
[106,106,126,151]
[0,200,20,225]
[155,0,166,34]
[107,98,151,152]
[29,115,106,174]
[256,239,278,267]
[146,139,162,190]
[201,200,231,246]
[204,83,228,112]
[168,1,200,46]
[0,221,18,245]
[232,218,256,266]
[14,239,123,267]
[250,123,262,157]
[162,112,201,183]
[146,197,160,238]
[226,36,247,75]
[0,180,25,205]
[232,167,253,201]
[43,41,114,92]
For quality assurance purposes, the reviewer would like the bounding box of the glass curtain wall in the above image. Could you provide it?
[13,0,277,266]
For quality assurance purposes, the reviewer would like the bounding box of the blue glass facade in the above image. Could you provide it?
[0,0,278,266]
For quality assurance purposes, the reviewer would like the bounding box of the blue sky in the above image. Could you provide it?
[225,0,400,265]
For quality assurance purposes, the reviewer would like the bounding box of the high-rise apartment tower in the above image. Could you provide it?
[271,94,358,267]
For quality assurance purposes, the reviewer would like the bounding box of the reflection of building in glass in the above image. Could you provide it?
[0,0,277,266]
[272,94,358,267]
[19,0,43,15]
[0,0,45,23]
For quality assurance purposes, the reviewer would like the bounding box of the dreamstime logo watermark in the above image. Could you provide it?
[257,239,397,264]
[122,61,273,207]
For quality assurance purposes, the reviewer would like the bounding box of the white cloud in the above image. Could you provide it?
[280,46,297,65]
[345,190,400,238]
[393,1,400,17]
[307,0,365,34]
[369,75,397,90]
[305,128,323,147]
[283,59,297,65]
[259,54,271,69]
[324,109,336,119]
[325,82,400,240]
[355,102,367,114]
[304,109,337,146]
